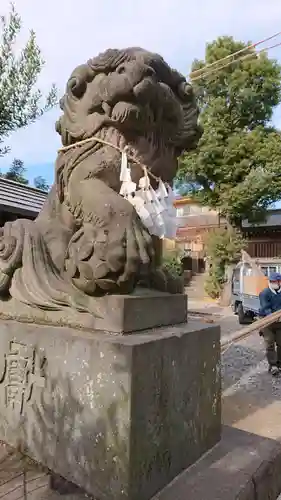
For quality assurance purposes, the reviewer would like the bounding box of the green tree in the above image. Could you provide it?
[162,249,184,278]
[4,158,28,184]
[0,4,57,157]
[204,227,246,298]
[1,158,49,190]
[34,175,49,191]
[177,36,281,227]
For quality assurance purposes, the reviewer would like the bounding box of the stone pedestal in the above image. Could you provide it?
[0,291,187,333]
[0,318,221,500]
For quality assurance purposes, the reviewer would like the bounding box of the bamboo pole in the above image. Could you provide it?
[221,309,281,353]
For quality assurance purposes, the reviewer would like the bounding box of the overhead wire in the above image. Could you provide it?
[57,36,281,165]
[190,39,281,82]
[189,30,281,79]
[41,32,281,114]
[38,31,281,131]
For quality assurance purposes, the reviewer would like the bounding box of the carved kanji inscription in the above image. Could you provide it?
[0,341,46,415]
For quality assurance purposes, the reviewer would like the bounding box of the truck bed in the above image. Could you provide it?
[242,294,260,314]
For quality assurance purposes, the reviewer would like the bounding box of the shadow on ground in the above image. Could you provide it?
[153,425,281,500]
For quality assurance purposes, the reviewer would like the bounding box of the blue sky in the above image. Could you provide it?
[1,0,281,186]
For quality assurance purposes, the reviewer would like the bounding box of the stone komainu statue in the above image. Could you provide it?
[0,48,202,313]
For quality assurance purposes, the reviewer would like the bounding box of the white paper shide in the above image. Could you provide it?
[119,151,177,239]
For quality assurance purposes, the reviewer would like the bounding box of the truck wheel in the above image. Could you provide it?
[237,303,251,325]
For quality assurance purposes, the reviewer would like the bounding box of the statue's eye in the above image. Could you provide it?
[116,64,126,74]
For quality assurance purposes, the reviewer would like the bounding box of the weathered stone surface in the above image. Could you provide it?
[0,319,220,500]
[0,48,202,314]
[0,290,187,333]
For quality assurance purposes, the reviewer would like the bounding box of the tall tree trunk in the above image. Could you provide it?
[219,263,235,307]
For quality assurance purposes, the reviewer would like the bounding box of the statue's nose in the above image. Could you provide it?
[117,62,155,79]
[122,62,156,87]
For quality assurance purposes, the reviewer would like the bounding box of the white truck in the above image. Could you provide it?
[231,258,281,324]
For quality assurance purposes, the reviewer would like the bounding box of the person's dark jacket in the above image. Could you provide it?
[259,287,281,317]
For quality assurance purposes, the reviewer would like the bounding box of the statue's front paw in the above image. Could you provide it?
[65,213,155,295]
[114,215,155,292]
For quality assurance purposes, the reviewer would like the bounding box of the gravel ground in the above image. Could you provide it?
[222,334,281,404]
[219,314,281,442]
[220,315,281,394]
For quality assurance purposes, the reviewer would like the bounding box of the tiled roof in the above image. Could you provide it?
[176,213,224,228]
[242,209,281,228]
[0,177,47,216]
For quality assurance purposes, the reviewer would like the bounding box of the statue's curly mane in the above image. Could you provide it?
[56,47,202,152]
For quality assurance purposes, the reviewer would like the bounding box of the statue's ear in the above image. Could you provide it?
[177,82,195,102]
[55,118,61,135]
[67,76,87,99]
[66,64,94,99]
[59,97,65,110]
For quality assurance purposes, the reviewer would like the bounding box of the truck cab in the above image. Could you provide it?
[231,259,281,324]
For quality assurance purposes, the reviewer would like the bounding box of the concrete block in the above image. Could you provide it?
[154,426,281,500]
[0,320,220,500]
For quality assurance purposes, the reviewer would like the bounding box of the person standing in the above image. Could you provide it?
[259,272,281,376]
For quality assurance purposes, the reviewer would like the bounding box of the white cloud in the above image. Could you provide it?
[1,0,281,178]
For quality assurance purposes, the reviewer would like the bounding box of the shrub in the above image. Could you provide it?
[162,251,183,278]
[204,227,246,298]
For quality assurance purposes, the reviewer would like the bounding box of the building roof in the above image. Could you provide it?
[176,213,222,229]
[174,196,194,207]
[242,209,281,229]
[0,177,47,217]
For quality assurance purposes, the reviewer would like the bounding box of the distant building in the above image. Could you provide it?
[168,196,281,261]
[2,182,279,261]
[242,209,281,259]
[174,196,223,255]
[163,196,224,273]
[0,178,47,225]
